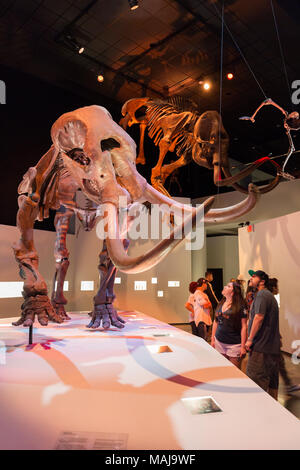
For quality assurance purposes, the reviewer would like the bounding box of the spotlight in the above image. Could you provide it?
[203,81,211,90]
[63,32,85,54]
[97,73,104,83]
[227,72,234,80]
[128,0,139,10]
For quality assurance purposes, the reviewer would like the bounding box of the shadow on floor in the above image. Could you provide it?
[173,323,300,420]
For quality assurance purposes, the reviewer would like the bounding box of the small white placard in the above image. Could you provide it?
[157,290,164,297]
[151,277,158,284]
[0,282,23,298]
[168,281,180,287]
[134,281,147,291]
[54,431,128,450]
[81,281,94,291]
[114,277,121,284]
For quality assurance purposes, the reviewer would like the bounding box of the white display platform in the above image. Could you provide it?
[0,311,299,450]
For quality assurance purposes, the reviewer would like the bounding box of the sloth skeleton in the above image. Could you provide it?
[240,98,299,176]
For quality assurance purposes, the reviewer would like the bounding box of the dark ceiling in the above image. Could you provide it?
[1,0,300,206]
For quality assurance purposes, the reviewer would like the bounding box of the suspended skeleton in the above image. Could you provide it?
[13,105,259,329]
[240,98,299,176]
[120,96,283,196]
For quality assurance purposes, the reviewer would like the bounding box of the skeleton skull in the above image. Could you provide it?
[51,105,147,207]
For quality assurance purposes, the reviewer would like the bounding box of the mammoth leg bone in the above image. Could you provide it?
[160,153,191,186]
[136,122,147,165]
[12,194,63,327]
[87,239,128,330]
[51,207,73,321]
[12,147,63,327]
[152,151,191,199]
[151,138,171,193]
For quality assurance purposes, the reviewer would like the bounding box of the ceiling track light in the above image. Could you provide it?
[128,0,139,11]
[63,33,85,54]
[198,76,211,91]
[199,80,211,91]
[97,71,104,83]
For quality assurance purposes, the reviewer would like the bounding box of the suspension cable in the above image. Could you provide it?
[211,1,268,100]
[270,0,292,102]
[216,0,225,200]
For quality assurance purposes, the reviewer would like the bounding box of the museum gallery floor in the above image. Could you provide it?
[0,311,299,450]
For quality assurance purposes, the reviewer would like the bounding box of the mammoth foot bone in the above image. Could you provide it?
[52,301,71,321]
[87,304,126,330]
[151,174,173,198]
[12,294,64,327]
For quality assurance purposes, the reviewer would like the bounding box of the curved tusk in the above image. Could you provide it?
[145,182,258,224]
[215,163,258,186]
[215,156,281,189]
[253,173,280,194]
[205,183,259,224]
[104,197,214,274]
[221,166,280,194]
[145,183,207,215]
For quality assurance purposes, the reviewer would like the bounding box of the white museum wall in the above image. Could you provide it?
[0,224,77,318]
[191,230,207,282]
[206,235,239,284]
[238,211,300,354]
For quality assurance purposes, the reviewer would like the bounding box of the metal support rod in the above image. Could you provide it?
[29,325,33,345]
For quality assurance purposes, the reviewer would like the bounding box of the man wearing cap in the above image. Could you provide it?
[245,269,281,400]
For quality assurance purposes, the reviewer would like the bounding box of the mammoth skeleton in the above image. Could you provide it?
[120,97,281,197]
[13,105,258,329]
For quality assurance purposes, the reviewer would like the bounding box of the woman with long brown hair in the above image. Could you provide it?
[211,281,247,368]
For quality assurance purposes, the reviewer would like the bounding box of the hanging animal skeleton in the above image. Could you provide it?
[120,96,283,196]
[240,98,299,176]
[13,105,259,329]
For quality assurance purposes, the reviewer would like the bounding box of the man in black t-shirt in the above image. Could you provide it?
[246,270,281,399]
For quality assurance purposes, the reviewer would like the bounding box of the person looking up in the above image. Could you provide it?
[211,281,247,368]
[193,278,212,340]
[185,281,198,336]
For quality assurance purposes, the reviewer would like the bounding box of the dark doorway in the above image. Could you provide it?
[207,268,223,301]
